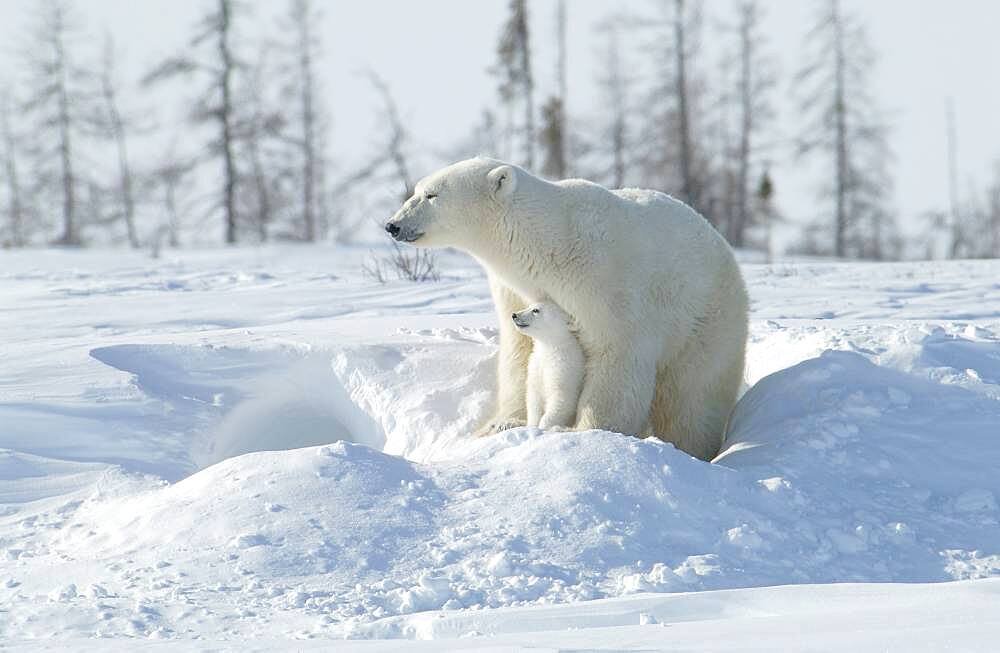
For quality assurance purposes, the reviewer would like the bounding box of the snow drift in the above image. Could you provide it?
[1,248,999,645]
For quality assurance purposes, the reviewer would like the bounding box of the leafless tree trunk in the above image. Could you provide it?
[144,0,243,245]
[673,0,696,210]
[831,0,848,258]
[756,169,774,263]
[247,123,272,243]
[163,177,181,248]
[218,0,238,244]
[240,45,281,242]
[557,0,567,112]
[285,0,324,241]
[541,0,568,179]
[730,9,753,246]
[494,0,534,169]
[732,3,753,246]
[54,9,77,244]
[720,0,775,249]
[1,94,25,247]
[793,0,892,259]
[24,1,82,245]
[99,35,139,248]
[539,97,565,179]
[148,141,195,249]
[521,4,534,171]
[643,0,708,217]
[595,18,630,189]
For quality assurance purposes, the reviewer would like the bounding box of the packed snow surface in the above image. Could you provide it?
[2,246,1000,649]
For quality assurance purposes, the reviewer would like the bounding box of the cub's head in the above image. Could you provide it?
[384,157,518,249]
[511,302,573,341]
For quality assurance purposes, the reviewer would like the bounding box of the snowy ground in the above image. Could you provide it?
[2,245,999,650]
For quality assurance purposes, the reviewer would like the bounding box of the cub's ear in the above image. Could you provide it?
[487,165,517,203]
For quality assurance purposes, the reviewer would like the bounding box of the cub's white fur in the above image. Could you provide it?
[386,157,748,461]
[511,302,584,429]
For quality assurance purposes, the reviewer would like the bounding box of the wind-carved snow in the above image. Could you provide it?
[1,248,999,646]
[89,344,387,468]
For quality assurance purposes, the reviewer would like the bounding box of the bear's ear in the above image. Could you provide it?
[487,165,517,203]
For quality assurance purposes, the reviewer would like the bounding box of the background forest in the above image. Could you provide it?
[1,0,998,261]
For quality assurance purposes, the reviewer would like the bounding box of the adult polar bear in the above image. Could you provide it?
[385,158,748,461]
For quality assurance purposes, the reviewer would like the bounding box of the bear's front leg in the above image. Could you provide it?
[573,346,657,436]
[474,276,532,436]
[525,359,544,428]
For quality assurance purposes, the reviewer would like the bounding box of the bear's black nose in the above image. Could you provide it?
[385,223,401,238]
[511,313,518,320]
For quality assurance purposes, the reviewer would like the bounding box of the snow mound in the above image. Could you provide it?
[11,347,994,637]
[721,350,1000,582]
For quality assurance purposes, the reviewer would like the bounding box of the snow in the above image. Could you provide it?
[1,245,999,649]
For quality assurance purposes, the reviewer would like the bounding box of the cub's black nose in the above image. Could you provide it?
[511,313,518,320]
[385,223,401,237]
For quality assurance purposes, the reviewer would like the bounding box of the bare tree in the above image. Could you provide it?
[586,14,637,188]
[955,164,1000,259]
[793,0,894,259]
[144,0,242,244]
[593,16,633,189]
[22,0,90,245]
[321,72,416,238]
[357,74,441,280]
[149,143,196,249]
[540,0,567,179]
[216,0,238,245]
[1,93,26,247]
[755,169,775,262]
[283,0,327,242]
[672,0,697,210]
[494,0,534,169]
[96,34,140,248]
[235,44,286,242]
[539,98,566,179]
[703,49,738,239]
[641,0,712,219]
[556,0,567,124]
[722,0,776,248]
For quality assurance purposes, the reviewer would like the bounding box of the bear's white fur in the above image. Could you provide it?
[386,157,748,460]
[511,302,584,429]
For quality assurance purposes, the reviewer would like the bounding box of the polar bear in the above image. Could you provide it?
[511,302,584,429]
[385,157,748,460]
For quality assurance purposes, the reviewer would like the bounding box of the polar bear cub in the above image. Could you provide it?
[511,302,585,429]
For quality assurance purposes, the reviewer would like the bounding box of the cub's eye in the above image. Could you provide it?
[532,308,540,314]
[425,193,438,200]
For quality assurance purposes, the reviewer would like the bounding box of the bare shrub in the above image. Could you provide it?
[363,238,440,283]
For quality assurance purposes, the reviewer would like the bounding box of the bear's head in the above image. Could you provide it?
[511,302,574,342]
[384,157,517,249]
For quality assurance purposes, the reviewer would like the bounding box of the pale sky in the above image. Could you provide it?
[1,0,999,245]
